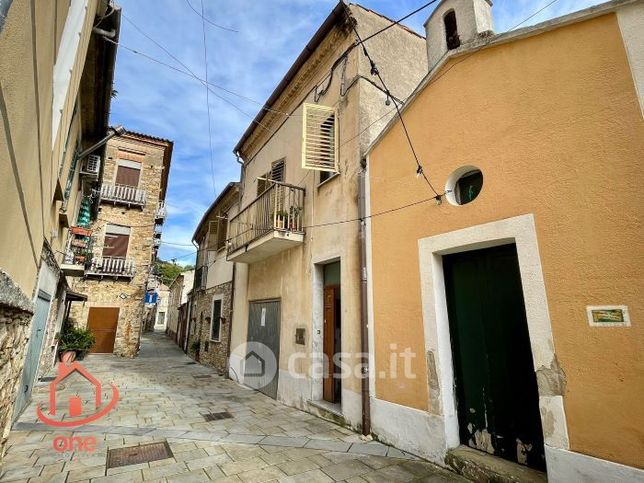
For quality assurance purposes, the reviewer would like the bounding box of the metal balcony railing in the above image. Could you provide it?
[156,201,167,220]
[227,182,305,255]
[86,256,135,277]
[100,183,146,207]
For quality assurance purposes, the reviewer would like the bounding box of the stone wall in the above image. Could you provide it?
[0,270,34,459]
[187,282,232,374]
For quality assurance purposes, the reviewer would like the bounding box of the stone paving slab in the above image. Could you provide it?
[1,333,469,483]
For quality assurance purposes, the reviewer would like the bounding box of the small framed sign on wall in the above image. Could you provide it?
[586,305,631,327]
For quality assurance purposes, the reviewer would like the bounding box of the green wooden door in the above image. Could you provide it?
[444,244,545,470]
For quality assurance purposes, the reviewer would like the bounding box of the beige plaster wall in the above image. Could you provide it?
[229,5,427,426]
[0,0,99,297]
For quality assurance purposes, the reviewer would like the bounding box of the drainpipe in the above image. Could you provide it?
[226,262,236,377]
[358,163,371,436]
[0,0,14,34]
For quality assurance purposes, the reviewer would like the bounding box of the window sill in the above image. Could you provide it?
[209,338,222,343]
[317,172,340,189]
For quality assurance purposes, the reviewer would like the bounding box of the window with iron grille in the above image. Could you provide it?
[302,104,338,173]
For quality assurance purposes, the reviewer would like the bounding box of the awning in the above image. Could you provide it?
[66,290,88,302]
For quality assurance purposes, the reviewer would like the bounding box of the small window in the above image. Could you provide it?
[444,10,460,50]
[302,104,338,173]
[210,299,222,341]
[445,166,483,206]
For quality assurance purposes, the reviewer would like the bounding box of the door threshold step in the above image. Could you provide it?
[307,399,345,426]
[446,446,546,483]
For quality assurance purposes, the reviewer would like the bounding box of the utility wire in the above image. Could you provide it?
[200,0,217,196]
[121,15,275,137]
[361,0,440,43]
[183,0,238,32]
[342,3,441,198]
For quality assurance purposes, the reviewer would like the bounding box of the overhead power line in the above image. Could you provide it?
[121,15,276,137]
[183,0,238,32]
[361,0,440,43]
[342,3,441,198]
[200,0,217,196]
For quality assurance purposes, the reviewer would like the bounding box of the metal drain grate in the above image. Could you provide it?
[193,374,211,379]
[106,442,173,469]
[186,362,197,365]
[39,376,55,382]
[203,411,233,422]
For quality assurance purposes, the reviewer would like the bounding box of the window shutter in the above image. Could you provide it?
[302,104,338,172]
[270,159,285,182]
[116,165,141,187]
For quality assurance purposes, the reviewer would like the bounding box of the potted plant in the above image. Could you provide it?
[57,326,96,362]
[273,210,289,229]
[289,206,302,230]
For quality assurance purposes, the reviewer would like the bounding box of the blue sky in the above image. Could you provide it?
[110,0,602,264]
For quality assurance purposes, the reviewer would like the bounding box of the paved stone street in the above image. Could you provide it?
[0,333,466,482]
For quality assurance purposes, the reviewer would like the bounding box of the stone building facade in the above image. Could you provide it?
[69,131,173,357]
[188,183,239,373]
[0,272,33,456]
[186,281,233,373]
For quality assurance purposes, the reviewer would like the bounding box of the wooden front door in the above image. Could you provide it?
[323,286,336,402]
[443,244,545,470]
[87,307,119,353]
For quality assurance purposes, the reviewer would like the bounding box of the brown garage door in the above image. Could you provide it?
[87,307,119,353]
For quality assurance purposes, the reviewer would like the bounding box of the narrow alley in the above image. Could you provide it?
[1,333,465,482]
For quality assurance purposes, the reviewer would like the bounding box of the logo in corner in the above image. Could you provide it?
[36,361,119,428]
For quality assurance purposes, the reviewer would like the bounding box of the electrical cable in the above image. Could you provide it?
[360,0,440,43]
[121,15,276,137]
[183,0,238,32]
[199,0,217,196]
[342,3,441,198]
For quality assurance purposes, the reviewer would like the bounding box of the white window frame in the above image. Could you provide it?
[209,295,224,342]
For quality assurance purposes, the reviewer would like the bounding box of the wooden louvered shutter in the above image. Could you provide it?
[302,104,338,172]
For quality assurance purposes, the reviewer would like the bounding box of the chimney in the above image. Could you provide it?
[424,0,494,69]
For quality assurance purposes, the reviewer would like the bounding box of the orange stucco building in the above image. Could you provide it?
[365,0,643,481]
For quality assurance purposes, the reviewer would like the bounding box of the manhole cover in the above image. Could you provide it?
[107,442,173,469]
[204,411,233,422]
[193,375,211,379]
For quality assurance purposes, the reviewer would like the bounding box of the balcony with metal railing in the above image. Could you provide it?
[227,182,305,263]
[100,183,146,207]
[86,256,136,278]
